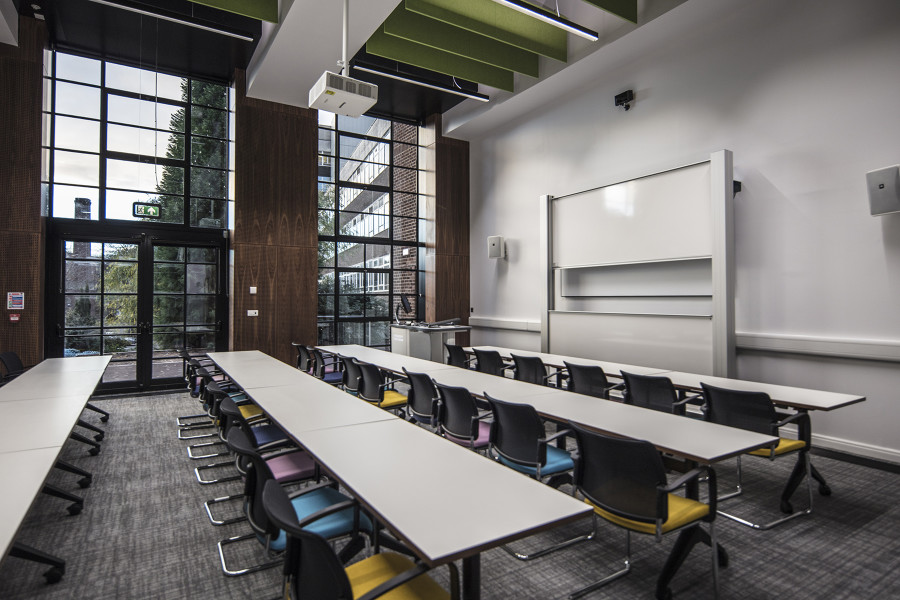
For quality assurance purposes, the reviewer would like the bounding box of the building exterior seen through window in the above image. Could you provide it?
[317,112,425,350]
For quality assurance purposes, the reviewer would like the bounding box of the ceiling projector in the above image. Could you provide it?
[309,71,378,117]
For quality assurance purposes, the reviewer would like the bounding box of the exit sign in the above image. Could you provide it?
[133,202,161,219]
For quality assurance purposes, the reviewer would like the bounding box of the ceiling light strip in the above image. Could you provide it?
[354,66,490,102]
[490,0,599,41]
[84,0,255,42]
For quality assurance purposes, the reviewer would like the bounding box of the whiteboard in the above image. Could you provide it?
[552,162,712,268]
[559,258,712,297]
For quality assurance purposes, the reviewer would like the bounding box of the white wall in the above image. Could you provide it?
[465,0,900,460]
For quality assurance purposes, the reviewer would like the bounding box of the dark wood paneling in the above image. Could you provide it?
[275,245,318,357]
[435,137,470,257]
[0,231,44,367]
[232,243,278,355]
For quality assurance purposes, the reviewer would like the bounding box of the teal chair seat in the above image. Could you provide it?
[498,445,574,477]
[261,486,374,552]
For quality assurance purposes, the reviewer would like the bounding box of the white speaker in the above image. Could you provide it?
[867,165,900,216]
[487,235,506,259]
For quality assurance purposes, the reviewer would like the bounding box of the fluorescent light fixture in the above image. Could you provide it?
[491,0,599,41]
[354,66,490,103]
[84,0,255,42]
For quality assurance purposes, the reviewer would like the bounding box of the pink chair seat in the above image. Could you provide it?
[266,450,316,483]
[444,420,491,449]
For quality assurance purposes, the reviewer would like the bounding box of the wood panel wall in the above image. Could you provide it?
[423,114,471,346]
[0,18,46,369]
[232,70,318,365]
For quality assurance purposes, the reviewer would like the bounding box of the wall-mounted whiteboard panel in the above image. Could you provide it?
[554,296,713,317]
[560,258,712,297]
[552,162,712,268]
[549,311,714,374]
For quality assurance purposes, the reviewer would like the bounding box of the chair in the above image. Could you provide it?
[563,361,623,399]
[355,360,407,416]
[434,383,491,451]
[473,349,508,377]
[177,349,216,427]
[311,348,344,386]
[701,382,814,530]
[444,344,474,369]
[510,354,557,386]
[217,428,373,576]
[262,479,457,600]
[402,368,439,428]
[622,371,701,416]
[339,354,363,395]
[292,342,314,373]
[569,423,719,600]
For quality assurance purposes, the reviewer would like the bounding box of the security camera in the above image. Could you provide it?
[615,89,634,111]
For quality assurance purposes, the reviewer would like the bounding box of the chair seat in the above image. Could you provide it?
[748,437,806,457]
[322,371,343,385]
[249,424,289,447]
[266,450,316,483]
[265,486,374,552]
[497,445,574,477]
[347,552,450,600]
[444,421,491,449]
[380,390,408,409]
[239,404,264,420]
[588,493,710,535]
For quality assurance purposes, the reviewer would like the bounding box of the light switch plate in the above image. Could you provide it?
[247,310,259,317]
[249,286,257,294]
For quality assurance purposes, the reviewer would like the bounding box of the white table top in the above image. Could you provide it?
[317,345,457,376]
[27,355,112,374]
[207,351,307,390]
[420,366,564,401]
[0,448,63,560]
[469,346,669,377]
[0,397,88,454]
[654,370,866,412]
[0,356,110,403]
[297,418,591,566]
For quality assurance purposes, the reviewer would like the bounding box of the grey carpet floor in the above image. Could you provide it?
[1,391,899,599]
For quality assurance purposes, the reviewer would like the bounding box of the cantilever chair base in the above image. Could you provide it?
[177,413,211,427]
[195,460,242,485]
[501,529,594,561]
[205,493,248,526]
[187,439,229,460]
[217,532,282,577]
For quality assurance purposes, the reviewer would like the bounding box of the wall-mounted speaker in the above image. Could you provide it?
[487,235,506,259]
[867,165,900,216]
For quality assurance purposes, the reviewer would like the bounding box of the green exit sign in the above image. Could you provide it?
[133,202,161,219]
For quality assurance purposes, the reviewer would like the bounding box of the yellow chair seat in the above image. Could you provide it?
[748,437,805,457]
[348,552,449,600]
[239,404,263,419]
[380,390,408,409]
[587,493,709,535]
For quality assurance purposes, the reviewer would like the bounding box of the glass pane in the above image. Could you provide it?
[154,246,185,262]
[318,210,334,236]
[318,294,334,318]
[106,63,185,101]
[394,272,418,319]
[339,272,364,294]
[104,262,138,293]
[317,320,335,345]
[366,244,391,268]
[55,116,100,152]
[393,142,416,169]
[107,123,184,159]
[191,81,227,109]
[103,360,136,383]
[339,321,364,345]
[318,155,334,181]
[318,242,335,268]
[393,167,417,193]
[393,246,417,270]
[337,241,363,268]
[393,216,418,243]
[318,111,335,128]
[191,166,227,198]
[154,263,184,292]
[191,138,226,169]
[55,81,100,119]
[394,192,417,218]
[153,357,183,379]
[104,295,137,326]
[338,187,386,211]
[318,129,334,155]
[339,295,365,317]
[187,264,216,294]
[367,321,390,347]
[188,247,216,263]
[190,198,227,228]
[65,261,100,293]
[339,209,389,237]
[185,331,215,351]
[64,335,100,356]
[367,295,389,318]
[52,185,99,220]
[190,106,227,139]
[106,190,184,224]
[56,53,100,85]
[318,182,335,208]
[186,296,216,324]
[106,158,183,194]
[108,94,184,131]
[65,295,100,327]
[103,243,138,260]
[339,159,388,187]
[154,296,184,325]
[339,136,390,161]
[66,241,102,259]
[103,333,136,354]
[318,269,335,296]
[337,115,390,138]
[54,150,99,186]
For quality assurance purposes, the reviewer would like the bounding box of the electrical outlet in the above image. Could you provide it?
[247,310,259,317]
[249,286,257,294]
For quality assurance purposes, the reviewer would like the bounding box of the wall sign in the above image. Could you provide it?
[133,202,161,219]
[7,292,24,310]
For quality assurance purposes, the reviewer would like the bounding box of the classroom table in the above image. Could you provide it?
[205,350,310,389]
[467,345,670,379]
[317,344,459,376]
[207,350,591,600]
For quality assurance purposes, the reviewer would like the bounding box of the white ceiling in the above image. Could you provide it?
[0,0,18,47]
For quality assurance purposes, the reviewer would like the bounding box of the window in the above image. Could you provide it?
[317,113,424,349]
[42,51,234,228]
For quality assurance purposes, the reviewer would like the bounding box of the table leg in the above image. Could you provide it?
[10,542,65,583]
[779,450,810,513]
[656,526,727,600]
[462,554,481,600]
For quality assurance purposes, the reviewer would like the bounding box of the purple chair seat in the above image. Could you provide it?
[266,450,316,483]
[444,420,491,449]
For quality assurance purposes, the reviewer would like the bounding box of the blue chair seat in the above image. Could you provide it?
[261,486,374,551]
[498,445,574,477]
[249,423,288,446]
[322,371,343,385]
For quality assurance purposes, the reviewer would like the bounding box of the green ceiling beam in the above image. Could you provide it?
[367,27,515,92]
[188,0,278,23]
[383,5,540,78]
[405,0,567,62]
[582,0,638,24]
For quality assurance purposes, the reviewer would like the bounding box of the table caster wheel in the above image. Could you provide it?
[88,447,100,456]
[780,500,793,514]
[78,476,92,489]
[100,415,109,423]
[67,503,83,516]
[43,567,63,584]
[819,484,832,496]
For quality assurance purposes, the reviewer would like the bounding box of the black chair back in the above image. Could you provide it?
[511,354,547,385]
[403,368,438,422]
[473,349,506,376]
[310,348,338,380]
[622,371,683,415]
[571,422,668,524]
[262,480,353,600]
[564,361,612,399]
[339,355,362,393]
[701,383,777,436]
[486,393,546,468]
[435,383,481,440]
[225,428,280,541]
[0,351,25,377]
[355,360,384,403]
[292,343,313,372]
[445,344,470,368]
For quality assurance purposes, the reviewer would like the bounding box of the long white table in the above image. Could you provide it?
[467,345,670,379]
[0,355,111,581]
[207,350,590,600]
[318,344,458,376]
